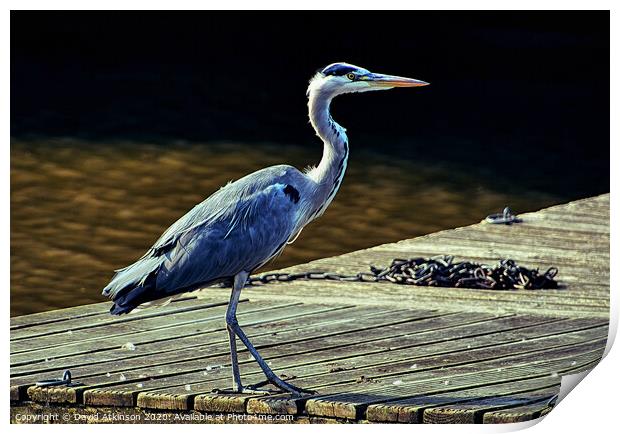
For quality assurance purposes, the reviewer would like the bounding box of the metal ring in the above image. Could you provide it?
[485,207,522,224]
[36,369,72,387]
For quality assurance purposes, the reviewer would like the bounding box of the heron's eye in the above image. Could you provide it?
[346,73,356,81]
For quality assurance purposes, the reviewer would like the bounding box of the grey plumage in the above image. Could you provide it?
[103,165,309,314]
[102,62,428,394]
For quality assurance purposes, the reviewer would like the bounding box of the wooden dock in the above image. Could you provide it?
[10,194,609,424]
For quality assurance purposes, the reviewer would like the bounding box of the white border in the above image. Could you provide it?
[4,2,616,433]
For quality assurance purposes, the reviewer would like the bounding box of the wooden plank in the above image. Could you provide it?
[524,210,609,225]
[304,326,607,392]
[482,400,553,423]
[210,318,605,415]
[507,219,608,235]
[521,211,609,230]
[540,205,609,216]
[436,227,609,251]
[561,358,600,375]
[10,302,109,330]
[14,308,456,403]
[547,208,609,220]
[365,376,560,423]
[29,310,496,408]
[303,355,595,421]
[423,223,609,250]
[68,309,458,406]
[11,305,436,378]
[526,206,609,221]
[463,224,609,245]
[234,281,609,319]
[11,302,350,369]
[10,300,243,353]
[10,295,203,331]
[245,323,606,416]
[148,318,584,414]
[140,314,558,411]
[10,301,313,354]
[11,308,399,376]
[134,314,567,411]
[302,341,604,419]
[420,233,608,261]
[10,298,233,341]
[421,386,558,423]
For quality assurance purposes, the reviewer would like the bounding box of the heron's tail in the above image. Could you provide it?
[102,256,162,315]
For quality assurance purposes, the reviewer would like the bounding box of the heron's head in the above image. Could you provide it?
[308,62,429,98]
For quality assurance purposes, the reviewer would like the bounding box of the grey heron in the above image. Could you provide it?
[102,62,428,395]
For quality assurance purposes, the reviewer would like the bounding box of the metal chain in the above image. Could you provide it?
[249,255,559,290]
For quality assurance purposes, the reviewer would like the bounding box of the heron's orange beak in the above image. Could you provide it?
[364,73,429,88]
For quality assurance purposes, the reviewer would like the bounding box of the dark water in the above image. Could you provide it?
[11,138,564,316]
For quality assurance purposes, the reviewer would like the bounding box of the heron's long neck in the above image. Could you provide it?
[306,88,349,216]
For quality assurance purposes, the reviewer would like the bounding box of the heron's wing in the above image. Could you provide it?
[153,181,301,293]
[140,165,298,261]
[104,165,306,313]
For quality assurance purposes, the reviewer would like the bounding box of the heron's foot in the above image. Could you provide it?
[239,387,274,395]
[264,375,317,396]
[211,386,274,396]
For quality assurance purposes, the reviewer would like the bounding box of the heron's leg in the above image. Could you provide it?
[226,272,315,396]
[226,275,244,392]
[225,272,271,394]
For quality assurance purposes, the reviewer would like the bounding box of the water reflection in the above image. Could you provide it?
[11,138,561,316]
